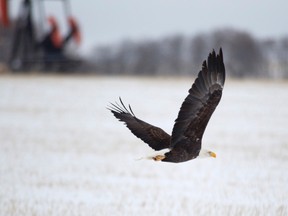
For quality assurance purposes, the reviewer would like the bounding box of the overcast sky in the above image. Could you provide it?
[10,0,288,54]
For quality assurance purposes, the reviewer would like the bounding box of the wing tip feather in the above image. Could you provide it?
[108,97,136,117]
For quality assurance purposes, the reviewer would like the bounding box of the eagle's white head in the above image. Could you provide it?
[198,149,217,158]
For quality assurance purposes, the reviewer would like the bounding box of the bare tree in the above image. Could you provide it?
[88,28,285,79]
[158,35,185,75]
[133,40,161,75]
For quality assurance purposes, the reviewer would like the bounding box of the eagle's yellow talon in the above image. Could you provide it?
[153,155,165,161]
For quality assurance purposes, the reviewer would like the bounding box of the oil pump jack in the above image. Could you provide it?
[0,0,81,72]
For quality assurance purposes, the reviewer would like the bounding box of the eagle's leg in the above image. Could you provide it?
[153,155,165,161]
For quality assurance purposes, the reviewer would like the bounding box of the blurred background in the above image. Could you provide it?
[1,1,288,215]
[0,0,287,77]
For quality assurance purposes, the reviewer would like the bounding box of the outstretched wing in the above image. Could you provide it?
[171,48,225,147]
[108,98,171,151]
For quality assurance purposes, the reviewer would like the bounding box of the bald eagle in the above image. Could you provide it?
[108,49,225,163]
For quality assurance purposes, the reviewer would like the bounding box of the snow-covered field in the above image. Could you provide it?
[0,75,287,216]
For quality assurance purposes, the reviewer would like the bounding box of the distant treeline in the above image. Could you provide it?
[88,28,288,79]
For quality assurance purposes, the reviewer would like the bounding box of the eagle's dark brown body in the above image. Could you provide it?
[108,49,225,163]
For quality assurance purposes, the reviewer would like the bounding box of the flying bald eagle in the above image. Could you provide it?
[108,48,225,163]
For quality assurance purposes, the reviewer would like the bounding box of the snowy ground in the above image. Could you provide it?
[0,75,288,216]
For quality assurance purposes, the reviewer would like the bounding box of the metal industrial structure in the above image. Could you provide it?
[0,0,81,72]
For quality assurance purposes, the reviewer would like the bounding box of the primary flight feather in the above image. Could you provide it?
[108,48,225,163]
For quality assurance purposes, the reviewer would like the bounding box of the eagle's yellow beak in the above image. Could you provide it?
[209,151,217,158]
